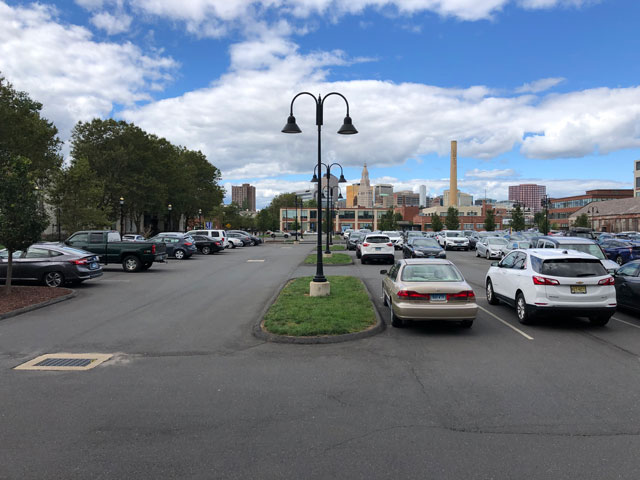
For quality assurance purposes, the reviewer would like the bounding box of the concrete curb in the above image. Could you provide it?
[253,277,385,344]
[0,289,77,320]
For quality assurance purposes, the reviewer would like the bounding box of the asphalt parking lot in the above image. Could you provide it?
[2,242,640,479]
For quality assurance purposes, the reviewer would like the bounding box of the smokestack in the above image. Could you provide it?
[449,140,458,207]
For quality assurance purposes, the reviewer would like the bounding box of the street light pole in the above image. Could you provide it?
[198,208,202,229]
[282,92,357,286]
[119,197,124,235]
[168,204,172,231]
[540,195,550,235]
[589,205,599,231]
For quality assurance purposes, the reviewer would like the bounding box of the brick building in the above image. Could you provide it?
[548,189,633,229]
[508,184,546,213]
[231,183,256,211]
[569,197,640,232]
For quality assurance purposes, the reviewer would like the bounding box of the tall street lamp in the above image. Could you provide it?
[198,208,203,229]
[540,195,550,235]
[313,163,347,253]
[320,184,344,251]
[282,92,357,292]
[119,197,124,235]
[588,205,599,231]
[168,204,172,231]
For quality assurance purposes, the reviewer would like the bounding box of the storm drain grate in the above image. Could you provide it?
[14,353,113,371]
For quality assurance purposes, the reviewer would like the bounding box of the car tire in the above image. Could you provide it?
[460,320,473,328]
[43,271,65,287]
[390,302,403,328]
[122,255,141,272]
[361,256,367,264]
[174,249,186,260]
[250,240,256,246]
[616,255,624,266]
[201,246,211,255]
[485,250,490,259]
[516,292,534,325]
[231,242,236,249]
[383,291,388,306]
[486,279,499,305]
[475,249,480,257]
[589,314,611,326]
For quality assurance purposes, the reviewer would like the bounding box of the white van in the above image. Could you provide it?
[187,229,229,249]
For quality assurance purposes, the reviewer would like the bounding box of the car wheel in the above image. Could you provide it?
[460,320,473,328]
[383,291,388,306]
[475,249,480,257]
[122,255,141,272]
[231,242,236,249]
[250,240,256,246]
[516,292,534,325]
[201,246,211,255]
[589,314,611,326]
[486,279,499,305]
[485,250,490,259]
[361,256,367,264]
[390,302,403,328]
[43,271,65,287]
[174,249,186,260]
[616,255,624,265]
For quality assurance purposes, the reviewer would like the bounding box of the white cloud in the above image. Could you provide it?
[516,77,565,94]
[90,11,133,34]
[0,1,177,150]
[465,168,517,178]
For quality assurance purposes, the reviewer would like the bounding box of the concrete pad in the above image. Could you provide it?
[309,280,330,297]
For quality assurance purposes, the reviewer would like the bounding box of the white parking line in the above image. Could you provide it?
[477,305,534,340]
[247,259,265,263]
[612,317,640,330]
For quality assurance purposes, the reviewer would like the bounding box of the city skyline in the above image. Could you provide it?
[0,0,638,208]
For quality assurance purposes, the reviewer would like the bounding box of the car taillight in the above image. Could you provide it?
[151,244,156,254]
[397,290,429,298]
[446,290,475,300]
[363,243,370,247]
[70,258,89,265]
[532,276,560,285]
[215,242,221,246]
[184,242,193,246]
[598,277,615,285]
[387,243,393,247]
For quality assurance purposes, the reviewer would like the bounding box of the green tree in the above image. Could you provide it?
[574,213,590,228]
[444,207,460,230]
[484,208,496,231]
[536,212,550,234]
[511,204,525,232]
[257,208,277,232]
[0,75,62,186]
[0,155,49,294]
[303,199,317,208]
[430,213,443,232]
[378,208,398,231]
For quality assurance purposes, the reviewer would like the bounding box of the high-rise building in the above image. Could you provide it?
[634,160,640,197]
[419,185,427,207]
[374,184,394,208]
[346,183,359,207]
[443,189,473,207]
[449,141,458,207]
[357,163,374,207]
[231,183,256,211]
[508,184,547,213]
[394,190,420,207]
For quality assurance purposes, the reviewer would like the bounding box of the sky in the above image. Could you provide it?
[1,0,639,208]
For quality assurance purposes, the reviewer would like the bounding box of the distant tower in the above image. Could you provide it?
[357,163,373,207]
[419,185,427,207]
[449,141,458,207]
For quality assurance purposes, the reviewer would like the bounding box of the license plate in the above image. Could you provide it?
[375,247,381,251]
[90,262,98,270]
[430,294,446,302]
[570,285,587,294]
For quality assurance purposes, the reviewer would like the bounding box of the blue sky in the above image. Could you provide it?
[1,0,639,207]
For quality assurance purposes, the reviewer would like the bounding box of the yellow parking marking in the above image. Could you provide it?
[477,305,534,340]
[247,259,265,263]
[612,317,640,330]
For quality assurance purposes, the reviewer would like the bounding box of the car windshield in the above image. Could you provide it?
[445,231,461,237]
[560,243,605,259]
[401,264,464,282]
[539,258,607,277]
[365,236,389,243]
[412,239,440,248]
[516,241,531,248]
[383,231,399,236]
[487,238,508,245]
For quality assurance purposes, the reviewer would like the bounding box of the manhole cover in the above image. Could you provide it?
[14,353,113,371]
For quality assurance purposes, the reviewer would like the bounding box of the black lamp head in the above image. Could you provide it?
[338,192,343,199]
[337,115,358,135]
[310,173,319,183]
[282,115,302,134]
[338,174,347,183]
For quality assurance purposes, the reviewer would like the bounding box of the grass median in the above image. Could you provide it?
[304,252,351,264]
[264,276,376,336]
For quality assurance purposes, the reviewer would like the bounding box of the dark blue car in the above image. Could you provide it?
[600,239,640,266]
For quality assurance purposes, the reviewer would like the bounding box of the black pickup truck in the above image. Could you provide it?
[64,230,168,272]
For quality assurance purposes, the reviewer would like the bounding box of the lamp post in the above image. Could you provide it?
[294,197,303,241]
[198,208,202,229]
[167,204,172,231]
[316,166,347,253]
[588,205,599,231]
[119,197,124,234]
[540,195,550,235]
[282,92,357,288]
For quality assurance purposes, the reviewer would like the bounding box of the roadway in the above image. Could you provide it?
[1,242,639,479]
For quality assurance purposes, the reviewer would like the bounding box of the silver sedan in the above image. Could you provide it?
[475,237,509,259]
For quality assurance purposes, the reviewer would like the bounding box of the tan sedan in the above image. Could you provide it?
[381,259,478,328]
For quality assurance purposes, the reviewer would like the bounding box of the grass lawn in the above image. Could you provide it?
[264,276,376,336]
[304,253,351,264]
[330,244,346,251]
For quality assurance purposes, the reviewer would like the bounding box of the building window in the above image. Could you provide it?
[636,160,640,171]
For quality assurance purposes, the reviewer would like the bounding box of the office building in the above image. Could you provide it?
[635,160,640,197]
[231,183,256,211]
[394,190,420,207]
[508,184,546,213]
[419,185,427,207]
[346,183,359,207]
[357,163,374,208]
[548,189,633,229]
[443,189,473,207]
[374,184,394,208]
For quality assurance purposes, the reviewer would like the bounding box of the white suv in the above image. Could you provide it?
[438,231,469,251]
[485,248,616,325]
[187,229,229,249]
[360,234,395,265]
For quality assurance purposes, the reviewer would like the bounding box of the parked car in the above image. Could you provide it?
[228,230,262,245]
[347,231,364,251]
[534,236,619,273]
[468,231,491,250]
[227,231,252,246]
[381,259,477,328]
[499,240,532,258]
[122,234,146,242]
[403,237,446,259]
[190,235,224,255]
[599,239,640,266]
[475,237,509,259]
[187,229,229,249]
[226,236,244,248]
[613,260,640,313]
[266,230,290,238]
[148,233,197,259]
[438,230,469,250]
[64,230,167,272]
[382,231,403,250]
[0,244,103,287]
[343,229,354,240]
[360,234,395,264]
[485,248,616,325]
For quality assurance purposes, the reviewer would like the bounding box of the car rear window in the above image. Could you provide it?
[559,243,605,259]
[411,239,440,248]
[538,258,607,277]
[365,236,390,243]
[401,264,463,282]
[487,238,508,245]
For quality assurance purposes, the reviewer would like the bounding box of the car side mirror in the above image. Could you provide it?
[491,262,499,267]
[380,269,388,275]
[64,240,71,246]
